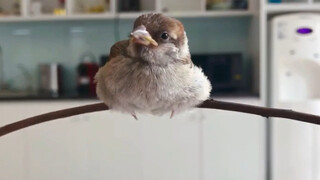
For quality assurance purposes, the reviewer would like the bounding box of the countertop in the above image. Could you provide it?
[0,92,259,101]
[0,94,98,101]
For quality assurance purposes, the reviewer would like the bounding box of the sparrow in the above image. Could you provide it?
[95,13,212,119]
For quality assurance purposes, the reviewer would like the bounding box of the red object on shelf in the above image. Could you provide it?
[77,53,99,96]
[59,0,65,5]
[77,62,99,96]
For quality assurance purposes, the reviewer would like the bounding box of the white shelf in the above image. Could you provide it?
[117,11,157,19]
[0,13,115,22]
[117,10,252,19]
[67,13,115,20]
[165,10,253,18]
[266,3,320,14]
[0,11,252,22]
[0,0,253,22]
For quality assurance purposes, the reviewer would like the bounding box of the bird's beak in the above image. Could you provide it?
[144,35,158,46]
[131,30,158,47]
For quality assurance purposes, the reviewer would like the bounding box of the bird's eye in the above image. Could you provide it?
[161,33,169,40]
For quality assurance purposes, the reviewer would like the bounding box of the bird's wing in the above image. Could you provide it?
[109,40,130,60]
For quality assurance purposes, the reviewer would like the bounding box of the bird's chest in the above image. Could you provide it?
[119,64,185,99]
[119,65,180,111]
[129,65,176,91]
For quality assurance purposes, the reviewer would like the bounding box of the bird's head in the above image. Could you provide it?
[128,13,190,66]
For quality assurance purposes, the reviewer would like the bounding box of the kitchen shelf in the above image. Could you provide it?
[165,10,253,18]
[0,13,116,22]
[0,93,259,102]
[65,13,115,20]
[0,10,253,22]
[266,3,320,14]
[117,11,156,19]
[0,94,98,101]
[0,0,253,22]
[119,10,252,19]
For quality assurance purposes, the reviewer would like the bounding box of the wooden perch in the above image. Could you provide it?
[1,99,320,138]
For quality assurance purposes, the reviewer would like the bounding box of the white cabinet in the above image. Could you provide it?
[0,102,27,180]
[0,101,103,180]
[271,102,320,180]
[200,109,265,180]
[25,106,117,180]
[272,118,315,180]
[0,99,264,180]
[0,101,201,180]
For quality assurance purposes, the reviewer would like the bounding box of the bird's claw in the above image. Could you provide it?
[132,113,138,120]
[170,110,175,119]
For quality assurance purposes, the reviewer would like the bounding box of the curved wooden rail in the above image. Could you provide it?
[1,99,320,137]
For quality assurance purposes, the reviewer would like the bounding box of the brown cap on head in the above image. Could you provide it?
[133,13,185,47]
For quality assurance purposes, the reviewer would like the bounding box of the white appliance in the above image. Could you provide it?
[39,63,61,97]
[270,13,320,180]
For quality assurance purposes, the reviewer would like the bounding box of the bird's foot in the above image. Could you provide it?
[170,110,175,119]
[131,113,138,120]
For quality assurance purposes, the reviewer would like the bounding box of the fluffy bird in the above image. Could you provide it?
[95,13,212,119]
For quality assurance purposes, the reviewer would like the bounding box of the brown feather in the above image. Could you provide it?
[109,14,191,66]
[133,14,185,47]
[108,40,130,60]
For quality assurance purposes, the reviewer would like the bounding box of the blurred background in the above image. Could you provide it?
[0,0,320,180]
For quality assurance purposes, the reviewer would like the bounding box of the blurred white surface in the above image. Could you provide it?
[0,98,264,180]
[270,13,320,180]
